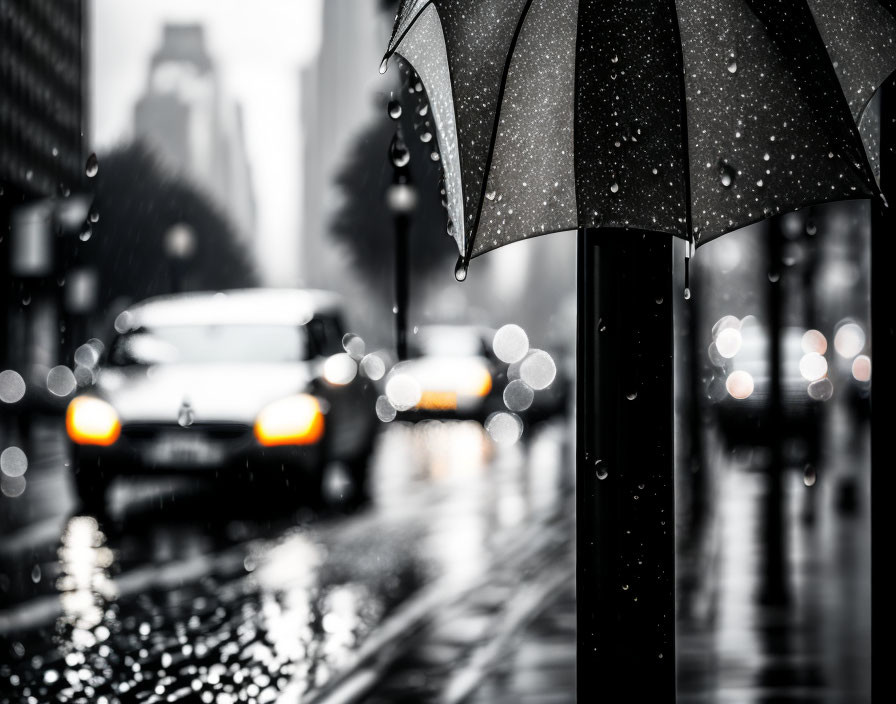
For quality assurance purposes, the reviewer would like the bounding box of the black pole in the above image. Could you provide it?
[871,73,895,704]
[394,207,409,361]
[759,217,789,606]
[577,228,676,702]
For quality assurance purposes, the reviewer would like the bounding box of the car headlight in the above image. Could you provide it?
[66,397,121,446]
[460,365,493,398]
[254,394,324,446]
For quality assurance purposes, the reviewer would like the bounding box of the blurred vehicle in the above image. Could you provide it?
[392,324,569,424]
[66,289,379,511]
[711,321,823,463]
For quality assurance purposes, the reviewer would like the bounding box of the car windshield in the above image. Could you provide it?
[109,324,309,365]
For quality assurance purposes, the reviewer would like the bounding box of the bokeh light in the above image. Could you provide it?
[852,355,871,382]
[715,328,742,359]
[492,324,529,364]
[801,329,827,355]
[834,322,865,358]
[798,352,828,382]
[725,370,754,400]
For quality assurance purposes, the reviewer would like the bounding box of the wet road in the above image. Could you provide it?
[0,418,574,704]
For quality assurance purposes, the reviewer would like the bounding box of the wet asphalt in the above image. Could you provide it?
[0,418,574,704]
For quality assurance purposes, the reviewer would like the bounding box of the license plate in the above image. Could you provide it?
[148,433,224,467]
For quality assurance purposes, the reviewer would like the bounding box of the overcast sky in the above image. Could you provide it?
[90,0,323,285]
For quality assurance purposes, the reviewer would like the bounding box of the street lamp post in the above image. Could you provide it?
[387,131,417,361]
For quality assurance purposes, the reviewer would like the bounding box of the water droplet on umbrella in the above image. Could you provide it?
[79,223,92,241]
[421,131,432,143]
[379,56,389,74]
[454,257,468,282]
[485,190,497,201]
[31,565,41,583]
[683,287,691,300]
[418,104,428,116]
[806,221,817,236]
[727,59,737,74]
[387,99,402,120]
[89,209,99,223]
[719,162,736,188]
[430,151,441,162]
[595,461,608,480]
[626,391,637,401]
[85,153,98,177]
[610,182,619,193]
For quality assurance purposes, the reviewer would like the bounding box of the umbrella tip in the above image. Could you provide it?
[379,55,390,75]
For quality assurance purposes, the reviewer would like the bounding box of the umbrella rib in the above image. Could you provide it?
[795,0,881,193]
[464,0,537,263]
[670,0,694,244]
[385,0,436,61]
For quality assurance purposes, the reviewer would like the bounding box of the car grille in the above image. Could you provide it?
[121,423,251,441]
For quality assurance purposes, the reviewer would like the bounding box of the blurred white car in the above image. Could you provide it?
[67,289,379,511]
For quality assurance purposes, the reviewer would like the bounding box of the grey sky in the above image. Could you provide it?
[90,0,322,285]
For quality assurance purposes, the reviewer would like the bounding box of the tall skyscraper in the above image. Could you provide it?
[134,23,256,244]
[301,0,385,289]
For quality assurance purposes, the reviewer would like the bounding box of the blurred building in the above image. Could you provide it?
[1,0,89,438]
[134,23,256,244]
[301,0,384,292]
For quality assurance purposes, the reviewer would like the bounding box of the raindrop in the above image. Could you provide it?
[726,59,737,74]
[485,190,497,201]
[387,99,402,120]
[376,396,397,422]
[1,447,28,477]
[379,56,389,74]
[768,271,780,283]
[485,412,523,445]
[79,222,92,241]
[503,379,534,412]
[0,370,26,403]
[763,152,770,161]
[626,391,637,401]
[46,366,77,396]
[806,221,818,236]
[342,333,366,359]
[89,209,99,223]
[178,402,195,427]
[44,670,59,684]
[807,378,834,401]
[803,465,817,487]
[430,151,441,162]
[418,104,428,117]
[520,350,556,390]
[595,461,608,480]
[683,287,691,300]
[85,153,99,178]
[454,257,468,282]
[610,181,619,194]
[420,132,433,143]
[389,134,410,168]
[611,54,619,64]
[31,564,41,583]
[361,354,386,381]
[493,324,529,363]
[655,296,663,304]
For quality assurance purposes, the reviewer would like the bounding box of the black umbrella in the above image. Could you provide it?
[381,1,896,700]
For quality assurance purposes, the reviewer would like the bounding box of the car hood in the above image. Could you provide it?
[95,363,316,424]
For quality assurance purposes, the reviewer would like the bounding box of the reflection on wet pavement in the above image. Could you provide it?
[0,419,571,703]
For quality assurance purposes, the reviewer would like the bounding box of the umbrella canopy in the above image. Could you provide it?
[383,0,896,275]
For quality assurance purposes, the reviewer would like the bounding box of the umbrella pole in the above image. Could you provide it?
[871,73,894,703]
[577,227,676,701]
